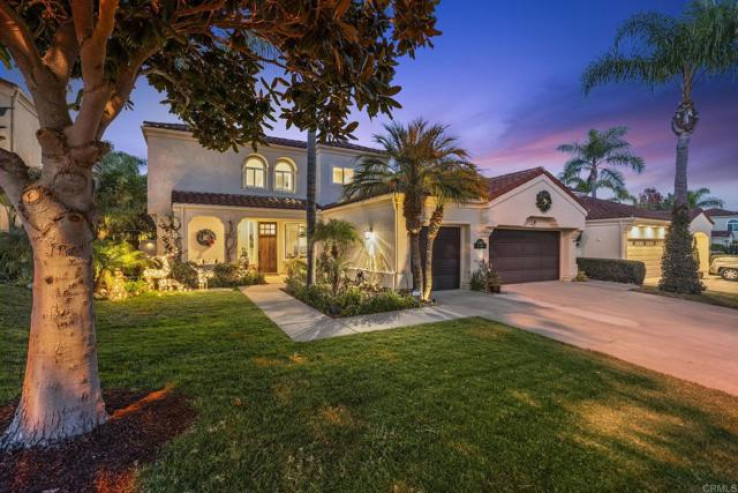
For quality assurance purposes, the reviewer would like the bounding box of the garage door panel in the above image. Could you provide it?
[421,227,461,291]
[627,240,664,278]
[490,230,560,284]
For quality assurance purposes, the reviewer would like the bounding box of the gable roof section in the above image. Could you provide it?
[487,167,584,206]
[172,190,308,210]
[143,121,381,154]
[580,196,711,223]
[705,208,738,218]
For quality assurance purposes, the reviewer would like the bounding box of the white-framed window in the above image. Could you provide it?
[274,159,296,192]
[332,166,354,185]
[728,219,738,233]
[243,156,267,188]
[285,223,307,259]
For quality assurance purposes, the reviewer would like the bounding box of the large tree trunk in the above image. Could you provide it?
[410,231,423,295]
[404,195,424,295]
[421,206,444,301]
[0,139,109,450]
[306,130,317,286]
[671,97,698,208]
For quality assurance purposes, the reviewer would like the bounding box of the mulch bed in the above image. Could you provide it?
[0,387,196,493]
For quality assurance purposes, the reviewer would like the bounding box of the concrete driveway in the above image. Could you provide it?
[434,281,738,396]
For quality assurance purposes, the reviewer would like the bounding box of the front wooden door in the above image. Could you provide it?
[258,222,278,273]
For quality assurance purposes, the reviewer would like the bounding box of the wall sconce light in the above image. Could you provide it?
[139,238,157,256]
[473,238,487,249]
[574,231,583,247]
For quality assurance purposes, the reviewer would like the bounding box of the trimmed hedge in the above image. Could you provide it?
[577,257,646,285]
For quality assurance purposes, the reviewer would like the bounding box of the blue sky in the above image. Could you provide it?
[1,0,736,207]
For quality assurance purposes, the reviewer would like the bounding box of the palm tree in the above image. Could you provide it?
[313,219,359,295]
[583,1,737,294]
[344,119,482,300]
[92,239,150,294]
[662,187,725,210]
[422,162,487,301]
[583,1,738,207]
[557,127,644,200]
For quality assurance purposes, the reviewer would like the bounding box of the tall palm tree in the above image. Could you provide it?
[422,162,487,301]
[557,127,644,200]
[583,0,738,294]
[583,1,738,207]
[344,119,481,300]
[663,187,725,210]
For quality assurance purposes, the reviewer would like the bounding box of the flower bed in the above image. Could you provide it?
[285,278,420,317]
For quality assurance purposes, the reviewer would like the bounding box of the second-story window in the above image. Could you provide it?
[243,156,267,188]
[332,166,354,185]
[274,159,295,192]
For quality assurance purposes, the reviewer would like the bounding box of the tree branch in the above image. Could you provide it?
[71,0,120,146]
[42,20,80,87]
[0,148,31,210]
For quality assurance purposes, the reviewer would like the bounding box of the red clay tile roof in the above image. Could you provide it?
[580,196,710,223]
[486,167,584,206]
[143,121,381,154]
[172,190,308,210]
[705,208,738,218]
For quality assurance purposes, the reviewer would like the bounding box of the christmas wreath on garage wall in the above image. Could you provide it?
[196,228,217,247]
[536,190,552,213]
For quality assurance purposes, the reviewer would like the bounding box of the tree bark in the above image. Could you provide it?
[1,142,108,450]
[306,130,317,286]
[410,231,423,295]
[671,97,699,209]
[421,206,444,301]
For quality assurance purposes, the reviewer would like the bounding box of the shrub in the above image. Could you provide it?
[469,260,501,293]
[170,260,199,288]
[0,229,32,285]
[659,207,703,294]
[208,262,265,288]
[285,279,419,317]
[577,257,646,285]
[124,279,150,297]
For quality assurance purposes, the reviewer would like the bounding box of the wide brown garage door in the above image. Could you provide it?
[421,227,461,291]
[490,230,560,284]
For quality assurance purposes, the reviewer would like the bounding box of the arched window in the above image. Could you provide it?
[243,156,266,188]
[728,219,738,233]
[274,159,296,192]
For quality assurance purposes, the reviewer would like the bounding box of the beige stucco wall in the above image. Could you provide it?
[145,127,367,221]
[322,195,399,288]
[581,213,713,275]
[0,81,41,169]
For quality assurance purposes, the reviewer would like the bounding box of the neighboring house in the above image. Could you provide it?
[579,197,714,278]
[0,77,41,231]
[704,209,738,249]
[145,122,588,288]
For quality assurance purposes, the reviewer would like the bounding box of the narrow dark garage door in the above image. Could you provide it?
[421,227,461,291]
[489,230,560,284]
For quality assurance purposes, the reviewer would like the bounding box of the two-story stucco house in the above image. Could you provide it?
[0,77,41,231]
[705,209,738,249]
[145,122,588,289]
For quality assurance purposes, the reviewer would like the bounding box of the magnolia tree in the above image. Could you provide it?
[0,0,440,449]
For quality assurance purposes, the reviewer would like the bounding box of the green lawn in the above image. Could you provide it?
[1,285,737,491]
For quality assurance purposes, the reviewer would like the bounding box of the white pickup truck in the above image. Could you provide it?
[710,256,738,281]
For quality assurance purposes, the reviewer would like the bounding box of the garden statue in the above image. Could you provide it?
[143,255,173,290]
[108,269,128,302]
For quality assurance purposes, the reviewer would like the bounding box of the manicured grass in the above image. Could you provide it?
[636,285,738,310]
[1,285,737,491]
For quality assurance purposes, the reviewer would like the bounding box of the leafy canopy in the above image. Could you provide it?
[0,1,441,154]
[557,127,644,200]
[583,0,738,95]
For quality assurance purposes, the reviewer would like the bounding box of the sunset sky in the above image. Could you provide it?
[1,0,736,207]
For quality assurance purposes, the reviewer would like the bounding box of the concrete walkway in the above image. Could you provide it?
[243,280,738,396]
[241,283,468,342]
